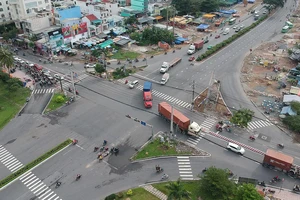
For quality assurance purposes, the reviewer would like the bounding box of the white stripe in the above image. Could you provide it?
[178,165,191,168]
[178,168,192,171]
[181,102,189,107]
[1,154,13,162]
[152,91,158,95]
[47,194,57,200]
[26,178,39,187]
[165,96,172,101]
[156,93,164,97]
[160,94,168,98]
[6,159,19,168]
[177,101,184,106]
[53,196,60,200]
[19,171,32,180]
[34,185,47,195]
[23,176,37,185]
[255,121,265,127]
[187,140,197,145]
[41,191,54,200]
[179,171,192,173]
[0,147,6,153]
[29,180,41,190]
[38,188,51,198]
[178,162,190,165]
[181,177,194,180]
[0,150,9,157]
[30,182,44,191]
[179,174,193,177]
[247,124,255,130]
[249,122,259,128]
[10,163,23,172]
[177,159,190,162]
[177,156,189,159]
[169,97,176,102]
[21,173,35,182]
[174,99,181,104]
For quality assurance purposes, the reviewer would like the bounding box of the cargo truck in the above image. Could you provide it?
[187,40,204,55]
[158,102,201,136]
[262,149,300,178]
[143,82,152,108]
[160,58,182,73]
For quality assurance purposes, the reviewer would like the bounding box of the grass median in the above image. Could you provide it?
[0,80,30,130]
[111,50,141,60]
[133,138,193,160]
[0,139,72,189]
[45,93,68,113]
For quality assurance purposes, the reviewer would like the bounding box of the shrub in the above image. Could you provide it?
[55,95,65,103]
[127,189,133,196]
[105,194,117,200]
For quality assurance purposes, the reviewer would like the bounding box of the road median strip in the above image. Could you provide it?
[0,138,72,189]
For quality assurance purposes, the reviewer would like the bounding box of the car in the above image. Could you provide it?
[54,74,64,80]
[85,63,96,68]
[189,56,195,61]
[26,97,30,102]
[235,27,241,32]
[240,24,245,29]
[215,35,220,39]
[232,14,240,17]
[232,26,237,29]
[262,10,267,14]
[226,142,245,155]
[129,80,139,89]
[250,10,255,14]
[207,45,213,49]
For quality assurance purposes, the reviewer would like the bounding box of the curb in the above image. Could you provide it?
[131,154,211,164]
[41,92,55,115]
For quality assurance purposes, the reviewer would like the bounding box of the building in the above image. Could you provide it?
[9,0,52,29]
[131,0,148,13]
[0,0,12,23]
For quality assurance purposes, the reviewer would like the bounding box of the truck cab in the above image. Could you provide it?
[160,62,170,73]
[187,45,196,55]
[188,122,201,134]
[143,92,152,108]
[160,73,169,85]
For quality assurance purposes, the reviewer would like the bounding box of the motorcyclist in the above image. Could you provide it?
[76,174,81,180]
[56,181,61,187]
[103,140,107,146]
[162,174,168,179]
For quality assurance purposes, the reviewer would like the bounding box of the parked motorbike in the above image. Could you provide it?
[161,174,169,180]
[75,174,81,181]
[267,189,275,194]
[155,165,163,173]
[278,144,284,149]
[110,147,119,154]
[150,55,154,58]
[72,139,78,145]
[143,58,147,61]
[55,181,62,188]
[164,52,167,55]
[135,58,139,62]
[117,60,121,64]
[173,50,175,53]
[258,181,266,187]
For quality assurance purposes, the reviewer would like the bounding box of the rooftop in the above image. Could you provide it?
[85,14,98,21]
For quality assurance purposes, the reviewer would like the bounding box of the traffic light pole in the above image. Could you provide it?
[125,115,154,138]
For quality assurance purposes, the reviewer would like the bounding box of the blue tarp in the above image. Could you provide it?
[280,106,297,116]
[219,10,237,14]
[197,24,210,30]
[176,37,188,42]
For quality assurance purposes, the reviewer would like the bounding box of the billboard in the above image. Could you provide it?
[62,26,72,38]
[62,22,87,38]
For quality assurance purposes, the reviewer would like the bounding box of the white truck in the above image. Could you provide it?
[160,73,169,85]
[160,58,182,73]
[223,28,230,35]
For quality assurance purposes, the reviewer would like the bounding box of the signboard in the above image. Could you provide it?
[62,27,72,38]
[77,22,88,34]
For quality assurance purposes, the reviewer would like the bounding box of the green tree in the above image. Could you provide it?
[290,101,300,115]
[124,16,138,25]
[28,41,35,49]
[263,0,285,8]
[165,179,191,200]
[55,95,65,103]
[129,32,142,41]
[172,0,192,15]
[234,183,263,200]
[0,47,14,72]
[2,29,17,42]
[7,78,23,87]
[200,0,220,13]
[95,64,106,73]
[230,108,254,128]
[160,7,176,19]
[283,115,300,132]
[199,167,236,200]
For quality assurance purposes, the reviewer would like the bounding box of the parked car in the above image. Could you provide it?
[189,56,195,61]
[129,80,139,89]
[215,35,220,39]
[85,63,96,68]
[54,74,64,80]
[240,24,245,29]
[235,27,241,32]
[227,142,245,155]
[233,26,237,29]
[232,14,240,17]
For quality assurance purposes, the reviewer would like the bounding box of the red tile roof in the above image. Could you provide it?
[85,14,98,21]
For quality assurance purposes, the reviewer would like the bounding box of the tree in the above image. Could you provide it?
[234,184,263,200]
[290,101,300,115]
[2,29,17,42]
[230,108,254,128]
[0,47,14,72]
[263,0,285,8]
[171,0,192,15]
[283,115,300,132]
[28,41,35,49]
[200,0,220,13]
[160,7,176,19]
[95,64,106,73]
[199,167,236,200]
[124,16,138,25]
[165,179,191,200]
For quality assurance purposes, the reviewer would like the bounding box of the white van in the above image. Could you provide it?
[160,73,169,85]
[223,28,230,35]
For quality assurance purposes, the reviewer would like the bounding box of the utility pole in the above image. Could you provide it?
[70,65,76,98]
[191,80,195,110]
[166,6,169,30]
[125,115,154,138]
[172,5,175,36]
[170,103,174,134]
[205,71,214,105]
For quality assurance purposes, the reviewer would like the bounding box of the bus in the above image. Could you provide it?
[228,18,236,25]
[286,21,293,28]
[281,26,289,33]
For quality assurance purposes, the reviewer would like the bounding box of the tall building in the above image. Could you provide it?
[9,0,52,29]
[0,0,12,23]
[131,0,148,12]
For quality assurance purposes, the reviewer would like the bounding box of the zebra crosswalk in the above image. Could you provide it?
[0,145,62,200]
[186,134,205,146]
[201,118,216,131]
[32,88,55,94]
[117,79,192,109]
[247,120,274,130]
[177,156,194,180]
[61,74,89,90]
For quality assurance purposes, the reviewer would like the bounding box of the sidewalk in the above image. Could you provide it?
[3,68,34,90]
[257,185,300,200]
[143,185,167,200]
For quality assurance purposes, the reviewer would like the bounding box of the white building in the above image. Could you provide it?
[9,0,52,30]
[0,0,12,23]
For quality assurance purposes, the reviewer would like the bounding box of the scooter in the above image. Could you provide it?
[258,181,266,187]
[267,189,275,194]
[278,144,284,149]
[55,181,62,188]
[202,168,207,173]
[75,174,81,181]
[249,135,256,141]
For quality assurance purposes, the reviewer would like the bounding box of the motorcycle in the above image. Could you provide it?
[150,55,154,58]
[278,144,284,149]
[103,140,107,146]
[164,52,167,55]
[94,147,99,152]
[110,147,119,154]
[23,53,26,56]
[72,139,78,145]
[258,181,266,187]
[173,50,175,53]
[249,135,256,141]
[76,91,79,95]
[270,176,281,183]
[155,165,163,173]
[267,189,275,194]
[75,174,81,181]
[293,185,300,193]
[135,59,139,62]
[202,168,207,173]
[161,174,169,180]
[143,58,147,61]
[55,181,62,188]
[117,60,121,65]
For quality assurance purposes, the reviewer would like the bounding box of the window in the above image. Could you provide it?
[7,7,9,10]
[45,0,49,3]
[0,8,3,12]
[6,1,8,4]
[0,3,2,6]
[1,14,5,18]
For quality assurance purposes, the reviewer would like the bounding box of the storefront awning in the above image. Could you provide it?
[155,16,163,20]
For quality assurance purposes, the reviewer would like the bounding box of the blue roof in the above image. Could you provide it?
[281,106,297,116]
[248,0,255,3]
[219,10,237,14]
[57,6,81,21]
[197,24,210,29]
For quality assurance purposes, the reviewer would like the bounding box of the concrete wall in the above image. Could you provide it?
[27,16,50,32]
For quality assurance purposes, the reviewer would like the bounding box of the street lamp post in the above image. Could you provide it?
[125,115,154,138]
[69,65,76,98]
